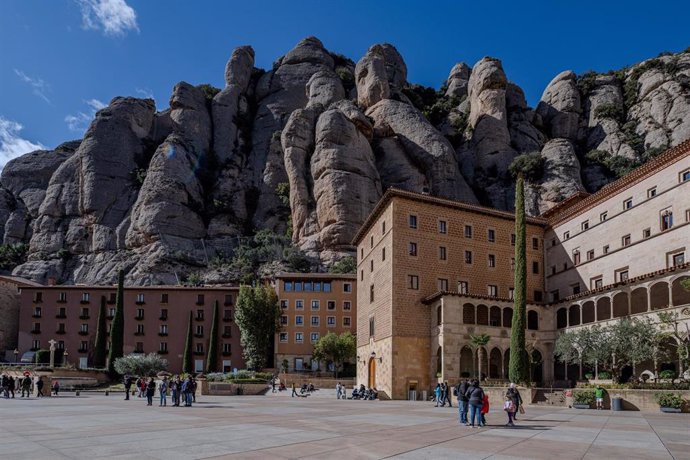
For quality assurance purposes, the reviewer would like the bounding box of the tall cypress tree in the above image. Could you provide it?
[107,270,125,375]
[92,295,107,368]
[182,310,194,374]
[206,300,219,373]
[509,175,530,384]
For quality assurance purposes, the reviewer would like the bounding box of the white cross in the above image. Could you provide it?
[48,339,56,351]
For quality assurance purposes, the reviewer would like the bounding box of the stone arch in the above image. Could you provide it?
[459,346,473,378]
[436,305,442,326]
[503,349,510,380]
[556,308,567,329]
[477,304,489,325]
[650,282,670,310]
[569,304,581,326]
[582,301,595,323]
[463,303,475,324]
[527,310,538,330]
[596,297,611,321]
[630,287,648,314]
[489,306,501,327]
[672,276,690,307]
[503,307,513,328]
[489,347,502,379]
[612,292,629,318]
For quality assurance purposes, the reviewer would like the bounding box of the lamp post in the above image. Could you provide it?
[63,350,69,367]
[13,348,18,364]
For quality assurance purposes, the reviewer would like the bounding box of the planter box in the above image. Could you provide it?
[573,404,591,409]
[660,407,682,413]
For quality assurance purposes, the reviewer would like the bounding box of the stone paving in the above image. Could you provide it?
[0,390,688,459]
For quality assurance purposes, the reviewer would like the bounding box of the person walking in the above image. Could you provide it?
[506,383,523,420]
[8,376,15,398]
[191,377,197,403]
[182,376,193,407]
[291,382,297,397]
[158,376,168,407]
[1,374,8,398]
[336,382,342,400]
[456,379,469,425]
[595,386,605,410]
[123,374,133,400]
[170,376,180,406]
[21,375,31,398]
[444,381,453,407]
[35,376,44,397]
[440,383,448,407]
[136,377,144,398]
[434,383,442,407]
[272,377,277,393]
[465,379,485,427]
[503,394,516,426]
[145,377,155,406]
[52,379,60,396]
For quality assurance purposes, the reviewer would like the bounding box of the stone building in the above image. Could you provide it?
[16,284,244,373]
[0,275,43,359]
[274,273,357,372]
[354,140,690,400]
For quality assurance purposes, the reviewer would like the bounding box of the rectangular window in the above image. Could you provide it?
[311,300,320,310]
[57,323,65,333]
[439,246,447,260]
[369,285,374,302]
[511,233,516,246]
[223,343,231,354]
[643,228,651,238]
[79,323,88,333]
[343,301,351,311]
[382,247,385,261]
[680,169,690,182]
[159,342,168,352]
[295,332,303,343]
[310,332,320,343]
[550,290,560,302]
[661,211,673,230]
[587,249,594,261]
[327,300,335,310]
[196,294,204,305]
[488,254,496,268]
[408,242,417,256]
[160,293,168,303]
[361,270,364,281]
[136,293,145,303]
[284,281,293,292]
[195,343,203,354]
[304,282,313,292]
[648,187,657,198]
[310,316,319,326]
[370,235,373,248]
[81,341,89,352]
[622,234,631,247]
[672,252,685,267]
[581,221,589,231]
[532,237,539,250]
[370,259,374,272]
[624,198,633,210]
[603,245,610,254]
[563,231,570,240]
[280,299,288,309]
[408,275,419,290]
[572,283,581,295]
[619,270,629,282]
[532,261,539,274]
[58,292,67,302]
[196,309,204,320]
[327,316,336,327]
[464,251,472,264]
[224,294,234,305]
[369,317,375,337]
[295,300,304,310]
[196,325,203,336]
[686,209,690,222]
[295,315,304,326]
[488,229,495,242]
[508,288,514,300]
[438,278,448,291]
[32,322,41,333]
[382,221,386,233]
[573,251,581,265]
[159,324,168,334]
[223,325,232,337]
[409,215,417,229]
[324,282,332,292]
[33,306,41,318]
[487,285,498,297]
[534,290,543,302]
[280,315,288,326]
[314,282,321,292]
[458,281,468,294]
[108,307,115,318]
[32,340,40,350]
[81,293,90,302]
[295,282,303,292]
[439,220,447,234]
[343,283,352,293]
[592,277,603,289]
[464,225,472,238]
[600,211,608,222]
[279,332,288,343]
[136,308,144,319]
[343,317,351,327]
[511,258,516,272]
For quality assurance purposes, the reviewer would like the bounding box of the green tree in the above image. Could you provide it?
[92,296,107,369]
[182,310,193,374]
[107,270,125,374]
[235,284,281,370]
[312,332,357,378]
[114,353,168,377]
[470,334,490,380]
[656,311,689,377]
[509,175,530,385]
[206,300,219,373]
[329,256,356,274]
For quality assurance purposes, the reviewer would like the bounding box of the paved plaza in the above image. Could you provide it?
[0,390,688,459]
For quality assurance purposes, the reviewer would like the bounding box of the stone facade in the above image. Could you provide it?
[0,276,42,357]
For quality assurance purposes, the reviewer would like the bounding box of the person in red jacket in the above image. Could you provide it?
[480,393,489,426]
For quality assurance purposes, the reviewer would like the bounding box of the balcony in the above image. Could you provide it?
[135,300,145,305]
[194,333,204,338]
[193,351,204,356]
[57,298,67,304]
[33,298,43,304]
[80,299,90,304]
[195,316,204,322]
[30,329,41,334]
[195,300,205,306]
[77,348,88,353]
[158,316,168,321]
[31,314,42,319]
[134,315,144,321]
[55,313,67,319]
[222,351,232,356]
[79,315,90,320]
[158,332,168,337]
[78,331,89,336]
[55,330,66,335]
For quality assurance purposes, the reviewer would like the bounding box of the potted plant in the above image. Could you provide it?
[655,392,684,413]
[572,389,595,409]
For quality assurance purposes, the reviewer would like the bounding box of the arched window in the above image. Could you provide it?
[436,305,442,326]
[556,308,567,329]
[527,310,538,330]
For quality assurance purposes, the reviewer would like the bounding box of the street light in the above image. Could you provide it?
[13,348,18,364]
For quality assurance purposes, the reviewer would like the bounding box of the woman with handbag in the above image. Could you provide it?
[506,383,523,419]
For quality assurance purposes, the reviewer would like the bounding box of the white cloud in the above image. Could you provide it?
[65,99,106,133]
[14,69,51,104]
[76,0,139,37]
[0,116,46,168]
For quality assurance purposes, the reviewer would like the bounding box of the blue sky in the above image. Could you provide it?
[1,0,688,167]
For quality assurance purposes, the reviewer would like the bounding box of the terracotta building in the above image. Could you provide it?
[274,273,357,372]
[16,284,243,373]
[0,275,43,359]
[354,140,690,400]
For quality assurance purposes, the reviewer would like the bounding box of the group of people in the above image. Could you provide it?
[455,380,523,427]
[349,384,378,400]
[433,381,454,407]
[123,375,197,407]
[1,374,56,398]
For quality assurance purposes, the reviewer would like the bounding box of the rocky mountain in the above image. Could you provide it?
[2,38,689,285]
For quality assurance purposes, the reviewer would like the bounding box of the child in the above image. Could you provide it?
[503,395,516,426]
[481,392,489,426]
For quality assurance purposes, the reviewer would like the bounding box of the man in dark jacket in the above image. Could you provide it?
[456,379,469,425]
[36,376,44,397]
[21,375,31,397]
[464,379,485,427]
[123,375,133,400]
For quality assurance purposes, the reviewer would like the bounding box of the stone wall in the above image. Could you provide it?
[0,279,21,353]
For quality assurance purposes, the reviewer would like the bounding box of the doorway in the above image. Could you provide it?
[368,358,376,388]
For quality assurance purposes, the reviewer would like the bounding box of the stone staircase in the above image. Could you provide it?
[533,389,566,406]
